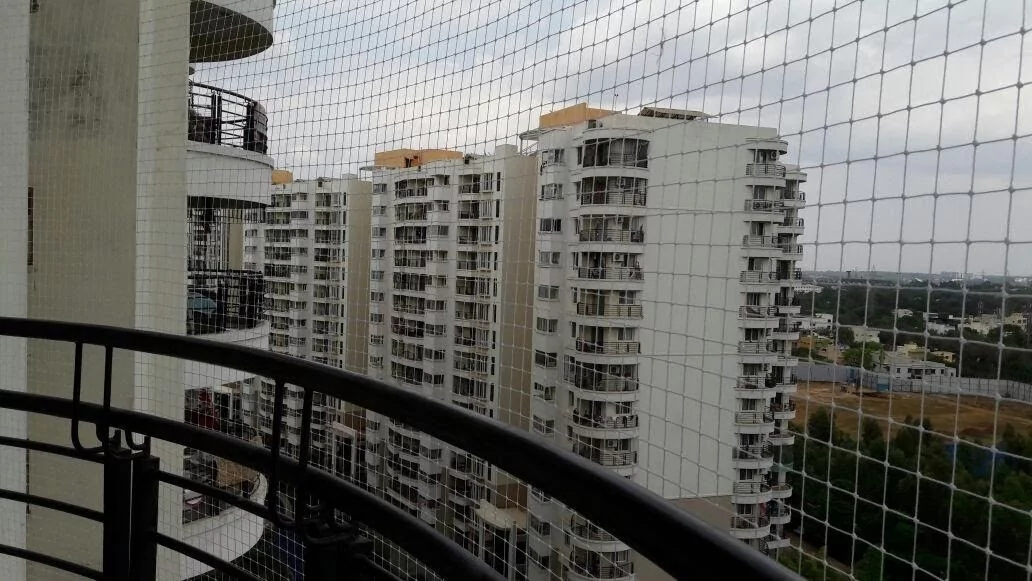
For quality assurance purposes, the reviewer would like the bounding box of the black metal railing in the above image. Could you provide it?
[188,269,265,335]
[188,82,268,154]
[0,317,801,581]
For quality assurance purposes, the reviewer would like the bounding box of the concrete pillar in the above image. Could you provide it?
[137,1,190,579]
[0,0,30,578]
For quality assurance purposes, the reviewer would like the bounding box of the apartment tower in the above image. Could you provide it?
[521,104,805,581]
[244,174,373,477]
[362,145,537,580]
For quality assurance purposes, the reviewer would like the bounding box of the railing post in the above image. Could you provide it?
[103,449,134,580]
[129,454,160,581]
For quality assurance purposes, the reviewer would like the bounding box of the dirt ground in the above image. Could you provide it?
[796,381,1032,443]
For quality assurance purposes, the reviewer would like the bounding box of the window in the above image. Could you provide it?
[534,350,557,368]
[370,292,384,302]
[537,285,560,300]
[529,514,551,535]
[541,149,564,165]
[372,248,386,258]
[540,183,563,200]
[372,227,387,237]
[539,218,562,233]
[532,416,555,436]
[370,335,384,345]
[373,183,387,194]
[426,300,447,311]
[370,313,384,323]
[533,383,555,401]
[536,317,558,333]
[481,173,495,192]
[373,205,387,216]
[433,200,450,211]
[430,225,449,237]
[371,270,384,281]
[538,251,561,266]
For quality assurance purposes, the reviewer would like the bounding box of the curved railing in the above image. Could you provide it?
[0,317,800,581]
[188,82,268,154]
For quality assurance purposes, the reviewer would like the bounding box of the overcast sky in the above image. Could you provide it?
[198,0,1032,275]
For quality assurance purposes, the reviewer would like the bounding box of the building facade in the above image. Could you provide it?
[361,145,536,580]
[521,104,806,580]
[244,175,372,477]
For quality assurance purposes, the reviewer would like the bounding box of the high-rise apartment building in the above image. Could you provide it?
[361,145,537,580]
[244,173,372,476]
[521,103,805,580]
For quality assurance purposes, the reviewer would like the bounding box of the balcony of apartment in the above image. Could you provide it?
[187,83,272,207]
[574,177,649,214]
[738,340,779,365]
[569,410,640,439]
[743,198,785,217]
[744,163,787,188]
[565,373,640,403]
[774,294,802,316]
[765,534,793,550]
[395,203,430,223]
[778,217,805,235]
[0,318,800,581]
[732,444,775,471]
[730,515,771,540]
[571,442,637,476]
[770,401,796,421]
[567,515,629,553]
[734,410,776,434]
[735,375,777,399]
[574,215,646,249]
[741,235,783,258]
[746,137,790,154]
[190,0,274,62]
[769,502,792,526]
[769,429,796,447]
[770,319,802,341]
[571,265,645,287]
[739,270,782,287]
[770,481,793,500]
[731,479,773,505]
[780,243,803,259]
[187,269,268,349]
[573,339,641,363]
[574,301,643,320]
[566,556,635,581]
[738,305,780,329]
[780,189,806,208]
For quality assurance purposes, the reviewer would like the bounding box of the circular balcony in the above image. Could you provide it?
[569,412,640,439]
[734,411,776,434]
[572,189,649,217]
[746,138,789,154]
[771,402,796,421]
[573,302,643,322]
[742,198,785,221]
[734,376,776,400]
[731,480,773,505]
[743,163,787,187]
[570,266,645,290]
[573,339,641,364]
[567,517,629,552]
[737,341,779,365]
[729,515,771,540]
[771,482,793,500]
[566,377,640,403]
[191,0,274,62]
[572,228,645,253]
[769,503,792,526]
[187,269,268,349]
[780,190,806,209]
[732,444,774,470]
[741,235,783,258]
[778,217,805,235]
[768,429,796,447]
[187,83,273,207]
[571,444,637,477]
[738,306,780,329]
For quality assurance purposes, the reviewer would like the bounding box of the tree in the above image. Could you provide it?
[842,342,883,370]
[836,326,855,347]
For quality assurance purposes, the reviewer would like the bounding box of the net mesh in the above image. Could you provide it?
[1,0,1031,580]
